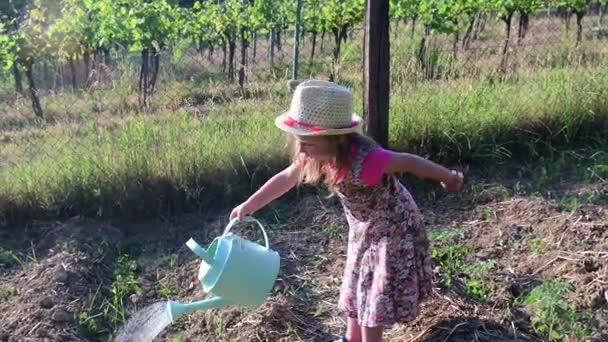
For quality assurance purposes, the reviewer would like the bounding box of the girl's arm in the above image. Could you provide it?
[384,151,463,191]
[230,161,302,220]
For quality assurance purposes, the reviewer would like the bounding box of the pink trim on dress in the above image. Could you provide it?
[359,147,391,186]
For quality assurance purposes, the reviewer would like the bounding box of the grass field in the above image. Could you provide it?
[2,56,607,225]
[1,15,608,341]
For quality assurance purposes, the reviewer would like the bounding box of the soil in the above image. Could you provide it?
[0,217,124,341]
[1,178,607,342]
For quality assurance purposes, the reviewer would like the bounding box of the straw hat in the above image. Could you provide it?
[275,80,363,136]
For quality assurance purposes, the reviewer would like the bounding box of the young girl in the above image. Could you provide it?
[230,80,463,342]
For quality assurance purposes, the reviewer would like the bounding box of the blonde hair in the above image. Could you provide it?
[289,133,376,192]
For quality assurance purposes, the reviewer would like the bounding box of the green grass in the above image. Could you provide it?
[104,255,141,328]
[388,67,608,163]
[77,254,142,337]
[528,235,548,254]
[0,248,21,267]
[0,107,289,224]
[517,280,592,340]
[460,260,496,301]
[321,222,343,240]
[1,26,608,226]
[0,285,19,301]
[0,243,37,269]
[430,228,497,300]
[431,239,471,287]
[158,281,179,299]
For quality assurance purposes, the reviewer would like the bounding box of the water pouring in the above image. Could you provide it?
[115,216,280,341]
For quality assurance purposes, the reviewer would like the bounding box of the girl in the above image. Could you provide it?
[230,80,463,342]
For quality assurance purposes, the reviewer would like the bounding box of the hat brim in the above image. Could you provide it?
[274,112,363,136]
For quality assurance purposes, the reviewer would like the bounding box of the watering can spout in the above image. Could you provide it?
[167,296,231,322]
[186,238,214,265]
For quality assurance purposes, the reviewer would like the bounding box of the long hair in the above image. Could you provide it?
[289,133,376,192]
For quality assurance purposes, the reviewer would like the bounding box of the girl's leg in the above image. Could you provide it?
[345,317,362,342]
[361,325,383,342]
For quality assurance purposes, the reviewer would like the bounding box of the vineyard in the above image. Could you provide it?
[1,0,608,341]
[0,0,607,114]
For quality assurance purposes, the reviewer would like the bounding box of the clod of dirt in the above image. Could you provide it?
[53,269,69,283]
[583,258,600,273]
[589,289,606,309]
[474,190,499,204]
[39,296,55,309]
[476,247,501,260]
[51,307,72,323]
[511,224,533,240]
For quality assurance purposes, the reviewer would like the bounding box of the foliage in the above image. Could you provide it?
[518,280,591,339]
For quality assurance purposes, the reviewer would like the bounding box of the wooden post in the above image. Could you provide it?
[363,0,390,148]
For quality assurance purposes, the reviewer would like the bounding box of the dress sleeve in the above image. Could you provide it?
[358,147,392,186]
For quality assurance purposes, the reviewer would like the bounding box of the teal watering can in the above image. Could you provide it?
[166,216,280,322]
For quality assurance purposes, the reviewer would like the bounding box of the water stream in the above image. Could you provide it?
[114,301,172,342]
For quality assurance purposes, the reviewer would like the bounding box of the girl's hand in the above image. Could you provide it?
[230,201,255,222]
[441,170,464,192]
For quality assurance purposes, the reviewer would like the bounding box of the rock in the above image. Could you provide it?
[51,308,72,323]
[474,190,495,204]
[39,296,55,309]
[129,293,141,304]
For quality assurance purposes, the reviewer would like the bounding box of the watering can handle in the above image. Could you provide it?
[223,216,270,249]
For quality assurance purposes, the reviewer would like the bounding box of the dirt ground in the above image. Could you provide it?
[1,177,607,342]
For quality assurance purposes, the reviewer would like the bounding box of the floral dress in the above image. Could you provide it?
[335,137,433,328]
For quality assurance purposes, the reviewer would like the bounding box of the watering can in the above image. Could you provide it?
[166,216,280,322]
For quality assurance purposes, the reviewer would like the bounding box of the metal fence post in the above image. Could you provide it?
[292,0,304,80]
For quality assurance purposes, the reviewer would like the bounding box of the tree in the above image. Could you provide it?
[493,0,517,73]
[302,0,324,63]
[557,0,591,46]
[321,0,365,79]
[97,0,182,106]
[600,0,608,26]
[0,0,27,94]
[515,0,541,45]
[0,22,15,71]
[460,0,486,50]
[187,1,222,58]
[390,0,421,38]
[190,1,228,68]
[49,0,99,91]
[223,0,245,82]
[238,0,251,88]
[415,0,464,77]
[10,0,52,118]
